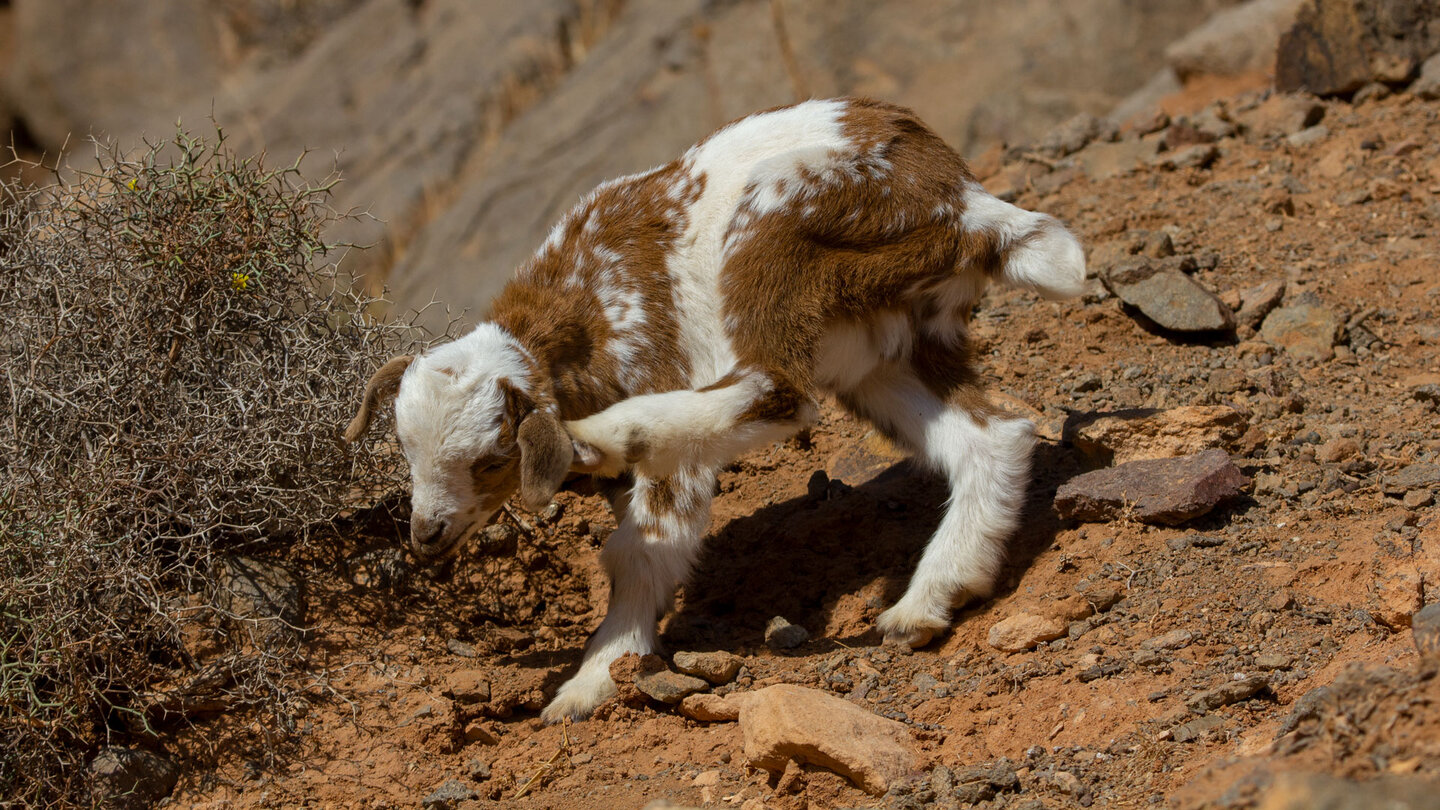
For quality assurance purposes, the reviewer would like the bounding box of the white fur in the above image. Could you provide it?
[960,182,1087,299]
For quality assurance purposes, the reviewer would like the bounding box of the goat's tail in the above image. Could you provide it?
[961,182,1087,300]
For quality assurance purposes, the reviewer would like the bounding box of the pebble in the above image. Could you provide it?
[441,672,491,705]
[1254,653,1293,671]
[1142,629,1195,651]
[1171,714,1224,742]
[765,616,810,650]
[1286,125,1329,148]
[1186,673,1268,712]
[635,670,709,704]
[988,613,1067,652]
[422,779,478,810]
[673,650,744,685]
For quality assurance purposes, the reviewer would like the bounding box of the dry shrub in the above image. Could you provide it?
[0,128,429,807]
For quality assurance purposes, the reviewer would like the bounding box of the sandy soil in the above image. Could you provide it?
[167,88,1440,809]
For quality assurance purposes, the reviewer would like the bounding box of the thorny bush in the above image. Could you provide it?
[0,128,429,807]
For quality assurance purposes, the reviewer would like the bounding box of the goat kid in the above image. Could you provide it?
[345,97,1085,722]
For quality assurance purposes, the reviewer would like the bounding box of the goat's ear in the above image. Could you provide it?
[516,409,573,511]
[344,355,413,444]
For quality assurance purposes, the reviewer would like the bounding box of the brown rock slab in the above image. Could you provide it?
[1073,137,1162,180]
[1187,673,1269,712]
[441,672,491,705]
[988,613,1067,652]
[1276,0,1440,97]
[1236,279,1288,328]
[1054,449,1250,525]
[1373,568,1423,629]
[1236,94,1325,138]
[826,431,909,486]
[1260,301,1340,361]
[1142,628,1196,651]
[678,693,742,722]
[1383,463,1440,496]
[1103,258,1236,332]
[673,650,744,685]
[738,684,920,795]
[1069,406,1248,465]
[636,670,708,704]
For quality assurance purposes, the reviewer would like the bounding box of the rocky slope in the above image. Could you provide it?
[126,80,1440,809]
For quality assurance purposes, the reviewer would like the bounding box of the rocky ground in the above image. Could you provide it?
[145,84,1440,810]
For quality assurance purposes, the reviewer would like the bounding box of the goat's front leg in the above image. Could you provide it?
[541,467,716,722]
[566,369,816,479]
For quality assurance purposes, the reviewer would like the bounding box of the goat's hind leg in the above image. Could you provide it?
[541,467,715,722]
[840,366,1035,647]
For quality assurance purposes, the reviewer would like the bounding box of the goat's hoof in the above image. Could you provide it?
[541,676,617,724]
[882,626,936,650]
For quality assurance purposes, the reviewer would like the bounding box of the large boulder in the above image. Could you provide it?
[1276,0,1440,96]
[1166,0,1306,81]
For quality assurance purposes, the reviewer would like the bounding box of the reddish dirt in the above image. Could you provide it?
[169,88,1440,809]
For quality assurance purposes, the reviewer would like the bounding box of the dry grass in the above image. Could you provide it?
[0,127,431,807]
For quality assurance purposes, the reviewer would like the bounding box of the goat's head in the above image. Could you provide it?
[343,325,579,561]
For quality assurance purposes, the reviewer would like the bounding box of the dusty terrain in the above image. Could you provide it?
[168,88,1440,809]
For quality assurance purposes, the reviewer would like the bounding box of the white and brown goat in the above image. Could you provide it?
[345,98,1085,721]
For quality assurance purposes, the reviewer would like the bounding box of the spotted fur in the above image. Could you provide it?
[347,97,1086,722]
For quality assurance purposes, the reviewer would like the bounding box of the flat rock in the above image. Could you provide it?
[1383,464,1440,496]
[679,693,742,722]
[441,672,491,705]
[1236,279,1288,328]
[635,670,709,704]
[1187,674,1269,712]
[1256,772,1440,810]
[988,613,1067,652]
[826,431,908,486]
[609,653,667,705]
[1069,406,1247,465]
[1373,569,1424,629]
[1414,52,1440,99]
[1142,628,1196,651]
[89,747,180,810]
[673,650,744,685]
[1171,714,1225,742]
[1103,258,1236,332]
[1073,137,1162,180]
[1259,300,1341,362]
[1236,93,1325,138]
[1054,449,1249,525]
[422,779,478,810]
[737,684,920,795]
[765,616,810,650]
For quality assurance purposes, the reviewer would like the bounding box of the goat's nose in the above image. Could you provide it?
[411,519,447,551]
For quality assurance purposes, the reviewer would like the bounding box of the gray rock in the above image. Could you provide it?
[765,616,810,650]
[216,556,304,641]
[1237,94,1325,138]
[950,759,1020,803]
[1236,279,1287,329]
[1413,602,1440,670]
[347,547,415,591]
[1255,653,1293,670]
[1149,142,1220,170]
[1171,714,1225,742]
[673,650,744,685]
[636,669,709,704]
[466,758,492,781]
[88,747,180,810]
[422,778,478,810]
[1187,673,1269,712]
[1383,464,1440,496]
[1037,113,1104,158]
[1054,449,1249,525]
[1073,137,1162,180]
[1259,302,1341,361]
[1414,52,1440,99]
[1142,628,1196,650]
[1256,772,1440,810]
[1165,0,1305,81]
[1285,124,1330,148]
[1103,258,1236,332]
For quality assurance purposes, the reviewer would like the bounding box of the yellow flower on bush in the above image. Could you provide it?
[230,271,250,291]
[125,178,138,191]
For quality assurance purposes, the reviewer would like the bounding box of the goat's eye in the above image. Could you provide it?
[471,458,508,475]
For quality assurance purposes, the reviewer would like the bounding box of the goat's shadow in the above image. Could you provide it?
[655,439,1080,655]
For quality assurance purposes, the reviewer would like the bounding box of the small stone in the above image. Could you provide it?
[1069,406,1247,465]
[1383,464,1440,497]
[1073,137,1162,180]
[422,779,478,810]
[445,638,479,658]
[1254,653,1293,671]
[1132,648,1165,667]
[1171,714,1224,742]
[441,672,491,705]
[951,759,1021,803]
[1414,53,1440,100]
[988,613,1067,652]
[1142,628,1195,651]
[1286,125,1330,148]
[679,693,742,722]
[1038,113,1104,158]
[765,617,810,650]
[1054,449,1249,525]
[635,669,709,704]
[1103,259,1235,332]
[466,758,492,781]
[738,684,920,795]
[1413,603,1440,670]
[673,650,744,685]
[1150,143,1219,170]
[88,747,180,810]
[1237,94,1324,138]
[610,653,667,705]
[1083,582,1125,612]
[1236,279,1287,329]
[1373,569,1423,629]
[1186,674,1268,712]
[462,721,498,745]
[1259,302,1341,362]
[1403,490,1434,509]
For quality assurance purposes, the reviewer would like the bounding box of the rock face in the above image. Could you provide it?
[88,747,180,810]
[1054,449,1250,525]
[736,685,920,795]
[1103,258,1236,332]
[1165,0,1306,81]
[1068,406,1248,465]
[1275,0,1440,96]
